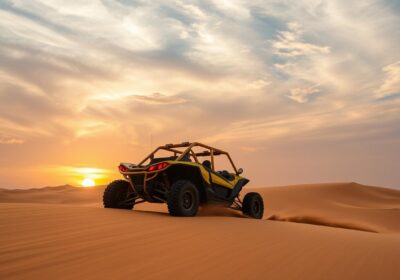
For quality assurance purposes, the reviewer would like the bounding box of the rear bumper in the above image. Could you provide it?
[120,169,164,202]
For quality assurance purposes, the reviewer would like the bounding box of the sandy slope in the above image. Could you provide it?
[256,182,400,233]
[1,182,400,279]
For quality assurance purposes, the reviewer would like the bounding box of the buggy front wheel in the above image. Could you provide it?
[242,192,264,219]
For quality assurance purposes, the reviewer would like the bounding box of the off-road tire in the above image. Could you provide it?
[167,180,199,217]
[103,180,134,209]
[242,192,264,219]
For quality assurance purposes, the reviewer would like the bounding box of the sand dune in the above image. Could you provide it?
[1,182,400,279]
[255,182,400,233]
[0,185,104,206]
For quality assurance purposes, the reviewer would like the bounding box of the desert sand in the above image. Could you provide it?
[1,182,400,279]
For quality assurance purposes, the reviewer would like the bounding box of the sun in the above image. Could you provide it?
[82,178,95,187]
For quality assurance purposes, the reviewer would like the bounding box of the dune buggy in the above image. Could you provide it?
[103,142,264,218]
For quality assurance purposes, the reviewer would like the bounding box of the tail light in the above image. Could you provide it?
[147,162,169,172]
[118,164,129,172]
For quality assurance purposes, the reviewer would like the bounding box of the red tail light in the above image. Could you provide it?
[147,162,169,172]
[118,164,129,172]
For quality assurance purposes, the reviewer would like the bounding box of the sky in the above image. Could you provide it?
[0,0,399,189]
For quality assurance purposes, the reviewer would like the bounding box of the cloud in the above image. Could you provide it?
[132,92,186,104]
[288,85,320,103]
[0,133,24,144]
[247,79,270,90]
[375,61,400,98]
[202,100,400,145]
[272,22,330,57]
[0,82,73,139]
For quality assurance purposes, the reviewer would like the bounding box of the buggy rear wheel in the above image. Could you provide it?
[167,180,199,217]
[242,192,264,219]
[103,180,135,209]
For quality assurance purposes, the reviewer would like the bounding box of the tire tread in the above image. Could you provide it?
[242,192,264,219]
[167,180,199,217]
[103,180,134,209]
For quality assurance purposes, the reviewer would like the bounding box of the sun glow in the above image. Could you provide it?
[50,166,114,187]
[82,178,95,187]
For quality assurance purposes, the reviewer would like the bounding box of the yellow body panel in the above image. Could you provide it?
[209,173,238,189]
[168,161,241,189]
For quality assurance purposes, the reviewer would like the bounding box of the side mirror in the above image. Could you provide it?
[237,168,243,175]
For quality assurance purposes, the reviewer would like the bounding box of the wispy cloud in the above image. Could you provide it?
[288,85,320,103]
[133,92,186,104]
[272,22,330,57]
[375,61,400,98]
[0,133,24,145]
[0,0,398,142]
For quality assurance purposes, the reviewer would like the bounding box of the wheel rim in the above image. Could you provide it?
[182,190,194,210]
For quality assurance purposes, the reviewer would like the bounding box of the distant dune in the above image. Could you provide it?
[0,184,104,206]
[1,182,400,279]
